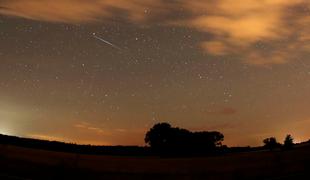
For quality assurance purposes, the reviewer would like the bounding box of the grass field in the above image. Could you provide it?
[0,144,310,179]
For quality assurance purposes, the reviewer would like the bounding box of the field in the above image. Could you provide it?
[0,144,310,179]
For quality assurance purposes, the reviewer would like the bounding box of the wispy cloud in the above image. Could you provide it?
[27,134,67,142]
[28,133,111,145]
[74,121,109,135]
[0,0,166,23]
[205,107,237,116]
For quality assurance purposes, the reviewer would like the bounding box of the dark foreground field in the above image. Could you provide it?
[0,144,310,180]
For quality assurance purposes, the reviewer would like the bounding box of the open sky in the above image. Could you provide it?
[1,0,310,146]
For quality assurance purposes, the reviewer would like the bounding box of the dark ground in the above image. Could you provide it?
[1,143,310,180]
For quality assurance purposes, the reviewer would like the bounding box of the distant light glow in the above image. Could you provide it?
[0,127,13,136]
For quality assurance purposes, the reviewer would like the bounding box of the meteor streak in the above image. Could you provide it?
[92,33,121,50]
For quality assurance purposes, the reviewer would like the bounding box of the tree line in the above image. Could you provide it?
[263,134,294,150]
[145,122,225,155]
[145,122,296,155]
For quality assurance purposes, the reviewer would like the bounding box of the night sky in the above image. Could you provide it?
[1,0,310,146]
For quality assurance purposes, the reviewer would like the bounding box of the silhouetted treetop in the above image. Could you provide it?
[144,122,175,149]
[284,134,294,149]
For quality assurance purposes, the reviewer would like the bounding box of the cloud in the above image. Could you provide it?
[0,0,166,23]
[0,0,105,23]
[74,121,109,135]
[28,133,111,145]
[200,41,230,55]
[189,122,237,132]
[206,107,237,116]
[179,0,310,65]
[1,0,310,65]
[27,134,67,142]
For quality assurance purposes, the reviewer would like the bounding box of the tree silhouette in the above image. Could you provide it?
[144,122,173,151]
[263,137,281,150]
[145,122,224,155]
[283,134,294,149]
[191,131,224,150]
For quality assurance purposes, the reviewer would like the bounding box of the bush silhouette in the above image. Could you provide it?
[263,137,281,150]
[145,122,224,155]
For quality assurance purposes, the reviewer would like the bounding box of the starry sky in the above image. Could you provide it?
[1,0,310,146]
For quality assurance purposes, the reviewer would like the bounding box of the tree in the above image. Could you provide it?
[263,137,281,150]
[191,131,224,150]
[144,122,173,151]
[283,134,294,149]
